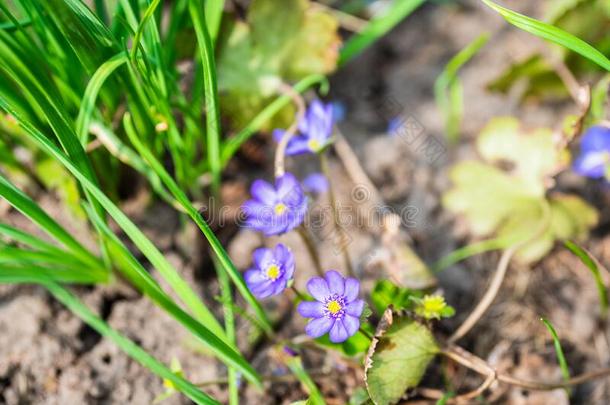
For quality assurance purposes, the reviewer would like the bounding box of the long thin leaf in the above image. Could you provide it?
[44,282,220,405]
[0,98,265,385]
[75,52,128,144]
[189,0,221,195]
[338,0,425,66]
[540,318,571,386]
[434,33,489,143]
[124,114,273,334]
[564,240,608,317]
[0,173,99,268]
[0,262,107,284]
[481,0,610,72]
[82,206,261,385]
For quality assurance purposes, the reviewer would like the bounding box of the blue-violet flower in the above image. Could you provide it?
[273,100,334,155]
[302,172,329,195]
[573,126,610,179]
[242,173,308,236]
[297,270,364,343]
[245,244,295,299]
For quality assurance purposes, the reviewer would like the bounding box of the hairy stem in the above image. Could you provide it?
[274,83,305,179]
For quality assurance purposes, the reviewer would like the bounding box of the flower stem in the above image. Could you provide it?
[359,327,374,341]
[319,151,355,277]
[274,83,305,179]
[290,286,307,301]
[297,226,324,276]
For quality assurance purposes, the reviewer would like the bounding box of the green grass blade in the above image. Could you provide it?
[0,17,31,31]
[481,0,610,72]
[0,173,99,267]
[82,206,262,385]
[433,236,512,273]
[564,240,608,317]
[76,52,128,144]
[434,33,488,143]
[44,282,221,405]
[129,0,162,63]
[338,0,425,66]
[214,258,238,405]
[189,0,222,195]
[123,114,273,334]
[0,98,238,362]
[282,353,326,405]
[0,223,74,255]
[0,263,106,284]
[220,74,328,167]
[540,318,571,385]
[88,121,176,207]
[204,0,224,44]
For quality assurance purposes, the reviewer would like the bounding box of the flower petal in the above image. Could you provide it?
[269,279,289,296]
[329,319,349,343]
[302,173,329,194]
[250,179,277,205]
[344,277,360,302]
[286,136,312,156]
[305,317,333,338]
[345,299,364,317]
[252,247,274,270]
[273,129,286,143]
[306,276,330,301]
[342,315,360,337]
[244,268,265,285]
[325,270,345,295]
[283,198,308,232]
[247,278,275,299]
[276,173,301,199]
[275,244,295,280]
[581,126,610,152]
[297,301,325,318]
[573,151,607,178]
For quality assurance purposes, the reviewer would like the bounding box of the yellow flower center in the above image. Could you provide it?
[308,139,321,151]
[266,264,280,280]
[326,300,342,315]
[274,202,287,215]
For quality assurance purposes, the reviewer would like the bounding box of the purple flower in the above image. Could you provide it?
[297,270,364,343]
[387,116,404,137]
[273,100,334,155]
[242,173,308,236]
[573,126,610,179]
[302,173,329,195]
[244,244,295,299]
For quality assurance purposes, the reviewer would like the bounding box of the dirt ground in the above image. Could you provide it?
[2,1,610,404]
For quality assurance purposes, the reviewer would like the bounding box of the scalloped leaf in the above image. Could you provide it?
[217,0,340,129]
[365,309,439,405]
[477,117,568,195]
[443,117,598,264]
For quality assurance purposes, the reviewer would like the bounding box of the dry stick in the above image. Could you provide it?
[442,344,610,392]
[448,244,518,344]
[333,130,384,207]
[319,151,356,277]
[448,201,551,344]
[310,2,368,32]
[274,82,306,179]
[418,372,496,404]
[298,226,325,277]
